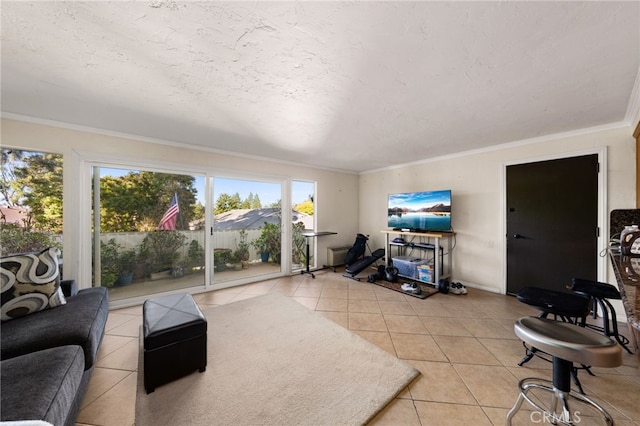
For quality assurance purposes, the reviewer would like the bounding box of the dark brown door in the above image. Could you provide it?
[506,154,599,295]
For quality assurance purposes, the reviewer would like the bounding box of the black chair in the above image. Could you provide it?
[570,278,633,354]
[516,286,590,325]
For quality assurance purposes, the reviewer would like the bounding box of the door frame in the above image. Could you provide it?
[500,147,608,294]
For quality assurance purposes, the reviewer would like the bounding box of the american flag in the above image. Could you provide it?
[158,194,179,230]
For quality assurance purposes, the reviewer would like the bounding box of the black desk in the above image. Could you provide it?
[301,231,337,278]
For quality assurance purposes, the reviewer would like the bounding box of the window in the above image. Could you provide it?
[292,180,315,269]
[0,148,63,262]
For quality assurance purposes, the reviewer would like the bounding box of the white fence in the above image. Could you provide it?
[99,229,266,262]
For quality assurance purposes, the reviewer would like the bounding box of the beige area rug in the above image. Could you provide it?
[136,292,419,426]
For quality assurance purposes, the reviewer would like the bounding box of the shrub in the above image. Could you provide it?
[99,238,121,287]
[233,229,251,262]
[0,223,62,255]
[186,239,205,269]
[139,230,187,273]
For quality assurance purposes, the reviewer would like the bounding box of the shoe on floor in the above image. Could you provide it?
[449,282,467,295]
[400,282,418,293]
[401,282,421,294]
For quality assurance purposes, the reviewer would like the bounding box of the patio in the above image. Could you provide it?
[106,261,284,302]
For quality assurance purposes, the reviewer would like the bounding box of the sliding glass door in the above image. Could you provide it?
[92,166,206,302]
[211,177,283,285]
[90,163,311,302]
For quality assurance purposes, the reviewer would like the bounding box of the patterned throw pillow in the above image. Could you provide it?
[1,247,66,321]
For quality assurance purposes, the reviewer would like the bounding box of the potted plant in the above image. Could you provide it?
[185,239,205,273]
[292,222,307,267]
[261,222,281,264]
[214,248,232,272]
[229,251,243,271]
[251,231,269,262]
[99,239,120,288]
[139,230,188,279]
[233,229,251,269]
[116,248,137,286]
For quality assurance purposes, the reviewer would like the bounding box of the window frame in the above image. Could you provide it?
[76,152,297,304]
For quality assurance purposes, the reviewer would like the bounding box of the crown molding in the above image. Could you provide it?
[0,112,358,175]
[626,66,640,127]
[361,121,630,175]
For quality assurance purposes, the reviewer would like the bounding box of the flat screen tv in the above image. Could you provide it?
[387,190,452,232]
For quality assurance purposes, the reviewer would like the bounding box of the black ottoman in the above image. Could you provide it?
[143,293,207,393]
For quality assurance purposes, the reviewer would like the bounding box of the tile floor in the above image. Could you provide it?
[76,271,640,425]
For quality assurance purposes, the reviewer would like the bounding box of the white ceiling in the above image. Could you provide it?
[2,1,639,173]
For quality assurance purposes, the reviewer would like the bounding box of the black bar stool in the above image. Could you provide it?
[515,287,592,393]
[570,278,633,354]
[506,317,622,425]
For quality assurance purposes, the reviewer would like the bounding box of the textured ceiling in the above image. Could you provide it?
[2,1,639,173]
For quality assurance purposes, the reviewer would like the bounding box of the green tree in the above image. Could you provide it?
[15,152,63,233]
[230,192,242,210]
[214,192,244,214]
[241,193,253,209]
[99,175,140,232]
[0,149,27,207]
[99,171,197,232]
[251,194,262,209]
[241,192,262,209]
[192,201,205,221]
[214,193,232,214]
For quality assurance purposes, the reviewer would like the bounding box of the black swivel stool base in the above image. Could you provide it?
[506,317,622,426]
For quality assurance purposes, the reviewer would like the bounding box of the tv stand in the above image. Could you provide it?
[381,229,454,285]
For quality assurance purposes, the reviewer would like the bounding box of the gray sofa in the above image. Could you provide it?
[1,280,109,426]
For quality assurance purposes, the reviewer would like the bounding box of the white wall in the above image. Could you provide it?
[359,125,636,296]
[2,117,636,305]
[1,118,359,284]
